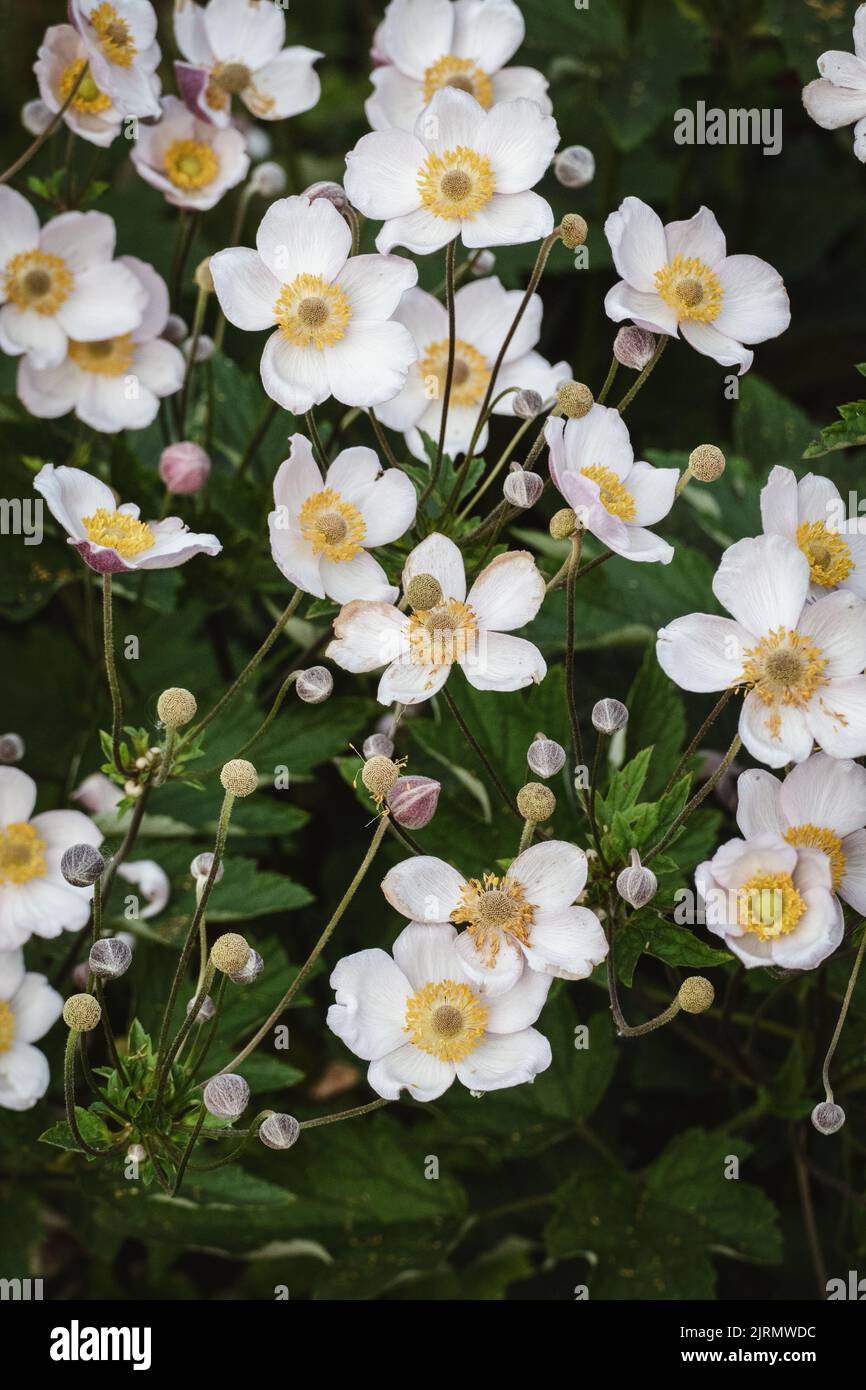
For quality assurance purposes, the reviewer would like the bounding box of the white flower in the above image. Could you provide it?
[0,191,147,371]
[381,840,608,997]
[173,0,321,126]
[70,0,162,119]
[603,197,790,374]
[376,276,569,460]
[366,0,552,133]
[760,464,866,601]
[72,772,122,816]
[34,464,222,573]
[736,754,866,916]
[327,532,547,705]
[117,859,170,919]
[696,832,843,971]
[327,921,552,1100]
[0,948,63,1111]
[34,24,129,147]
[802,4,866,161]
[546,404,678,564]
[17,257,184,433]
[131,95,250,211]
[0,767,103,951]
[344,85,558,255]
[269,434,416,604]
[210,194,419,413]
[656,533,866,768]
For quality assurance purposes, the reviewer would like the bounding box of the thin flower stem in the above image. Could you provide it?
[170,210,199,308]
[419,238,457,510]
[615,334,668,414]
[647,733,742,861]
[172,1103,206,1195]
[587,732,608,869]
[154,727,177,788]
[441,684,520,818]
[178,281,209,430]
[343,205,361,256]
[0,63,89,185]
[517,819,535,853]
[821,922,866,1104]
[197,671,302,776]
[605,896,682,1038]
[596,354,619,404]
[575,549,614,580]
[386,817,426,857]
[102,574,127,776]
[95,978,127,1083]
[64,1031,114,1158]
[454,408,537,523]
[299,1098,391,1129]
[306,408,330,470]
[368,409,401,470]
[185,973,226,1078]
[564,531,585,770]
[237,398,279,477]
[158,962,216,1091]
[77,1030,128,1123]
[664,687,735,794]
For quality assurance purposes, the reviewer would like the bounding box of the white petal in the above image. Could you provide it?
[391,284,448,351]
[57,261,148,340]
[454,929,524,996]
[328,600,409,672]
[483,965,552,1032]
[268,524,323,598]
[133,339,184,400]
[679,319,753,374]
[770,888,844,970]
[366,65,426,132]
[656,614,752,692]
[392,921,468,987]
[607,524,674,566]
[8,876,92,938]
[760,463,799,539]
[491,67,552,112]
[797,471,844,526]
[802,76,866,129]
[455,1027,551,1091]
[0,948,24,1001]
[33,462,115,538]
[461,191,554,249]
[467,550,544,631]
[713,255,790,345]
[709,834,797,892]
[0,307,67,370]
[603,280,679,336]
[174,0,213,63]
[799,590,866,676]
[344,129,427,219]
[509,840,588,910]
[260,329,330,412]
[116,859,169,918]
[243,46,321,120]
[11,972,63,1043]
[324,320,418,409]
[453,0,524,69]
[320,551,398,605]
[416,85,485,153]
[335,253,418,321]
[355,469,417,547]
[627,461,678,526]
[840,830,866,913]
[0,187,39,271]
[818,49,866,86]
[368,1043,455,1101]
[272,432,323,513]
[376,207,458,256]
[403,532,466,602]
[204,0,285,67]
[493,350,569,405]
[461,631,546,691]
[256,195,350,284]
[75,375,157,434]
[0,768,37,827]
[210,247,279,330]
[455,275,540,361]
[40,209,115,271]
[522,905,608,980]
[382,0,455,80]
[327,947,411,1060]
[378,654,451,705]
[553,402,634,483]
[29,807,101,848]
[604,196,668,293]
[735,769,784,838]
[382,858,465,923]
[712,534,809,635]
[0,1041,50,1110]
[663,205,726,267]
[474,99,559,194]
[806,678,866,759]
[780,753,866,838]
[739,692,814,768]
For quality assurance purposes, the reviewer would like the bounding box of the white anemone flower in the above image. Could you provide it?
[210,195,419,414]
[34,24,131,147]
[546,404,678,564]
[0,949,63,1111]
[366,0,552,133]
[18,257,184,433]
[327,532,547,705]
[0,191,147,371]
[269,434,417,604]
[69,0,162,119]
[382,840,608,997]
[173,0,321,127]
[72,772,123,816]
[327,921,552,1100]
[344,86,558,255]
[696,832,843,971]
[603,198,790,374]
[0,767,103,951]
[131,96,249,211]
[760,464,866,600]
[736,754,866,916]
[376,277,569,461]
[657,534,866,768]
[34,464,222,574]
[117,859,170,919]
[802,4,866,161]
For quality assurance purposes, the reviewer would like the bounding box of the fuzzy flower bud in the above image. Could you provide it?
[613,325,657,372]
[159,441,211,495]
[204,1073,249,1119]
[405,573,443,611]
[193,257,214,294]
[230,949,263,985]
[512,389,543,420]
[549,507,577,540]
[688,444,726,483]
[363,733,394,760]
[184,333,215,364]
[592,698,629,735]
[559,213,588,250]
[259,1112,301,1150]
[470,249,496,276]
[386,775,440,829]
[157,687,197,728]
[220,759,258,797]
[556,381,593,419]
[362,755,400,800]
[554,144,596,189]
[296,666,333,704]
[210,933,251,975]
[250,160,287,196]
[504,469,544,509]
[163,313,188,344]
[677,976,715,1014]
[527,734,566,780]
[89,937,132,981]
[616,850,657,909]
[517,782,556,823]
[187,994,216,1023]
[0,733,24,764]
[63,994,101,1031]
[22,100,52,135]
[190,852,224,884]
[303,180,348,212]
[811,1100,845,1135]
[61,843,105,887]
[72,963,89,991]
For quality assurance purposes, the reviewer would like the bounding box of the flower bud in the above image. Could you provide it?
[549,507,577,540]
[123,780,143,798]
[527,734,566,780]
[159,441,211,495]
[363,733,394,760]
[592,698,629,734]
[89,937,132,981]
[303,180,348,212]
[203,1073,249,1119]
[554,144,596,189]
[126,1143,147,1164]
[63,993,101,1031]
[405,573,442,611]
[22,99,52,135]
[504,469,544,509]
[811,1100,845,1135]
[613,325,657,371]
[61,843,105,887]
[230,949,263,985]
[616,850,657,909]
[556,381,593,419]
[250,160,287,196]
[259,1112,301,1150]
[362,755,400,801]
[157,687,197,728]
[187,994,216,1023]
[688,444,726,483]
[163,313,188,343]
[211,933,250,975]
[559,213,588,250]
[0,733,24,763]
[469,249,496,276]
[296,666,333,704]
[517,782,556,823]
[512,389,543,420]
[245,125,271,160]
[72,963,89,991]
[386,775,440,829]
[221,759,258,797]
[193,257,214,294]
[677,976,714,1014]
[190,851,224,884]
[184,333,215,363]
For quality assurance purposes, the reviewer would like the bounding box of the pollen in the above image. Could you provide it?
[419,337,490,407]
[796,520,854,588]
[59,59,112,113]
[408,598,479,667]
[418,146,496,221]
[0,1000,14,1052]
[298,488,366,562]
[274,273,352,349]
[404,979,488,1061]
[423,54,493,108]
[68,335,134,377]
[580,463,637,521]
[4,250,73,316]
[452,872,534,966]
[654,255,723,323]
[783,823,845,891]
[211,61,251,96]
[164,139,219,191]
[739,627,827,708]
[0,822,47,885]
[81,508,156,559]
[736,870,806,940]
[90,3,137,66]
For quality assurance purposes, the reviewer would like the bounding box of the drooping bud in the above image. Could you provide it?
[296,666,333,704]
[504,469,544,509]
[230,949,264,985]
[72,963,89,991]
[616,850,657,909]
[517,782,556,823]
[405,573,443,611]
[362,755,400,801]
[157,687,197,728]
[527,734,566,780]
[163,313,188,343]
[591,698,629,734]
[386,775,440,829]
[549,507,577,540]
[677,976,715,1014]
[190,851,224,884]
[193,257,214,294]
[89,937,133,981]
[22,100,52,135]
[159,441,211,495]
[61,843,105,888]
[184,333,215,364]
[210,933,251,975]
[559,214,588,250]
[220,759,258,797]
[613,325,657,371]
[469,249,496,276]
[187,994,216,1023]
[811,1100,845,1135]
[259,1112,301,1149]
[556,381,593,418]
[303,180,348,212]
[63,994,101,1031]
[688,444,726,483]
[554,144,596,189]
[0,733,24,763]
[363,733,394,760]
[249,160,287,196]
[203,1073,250,1119]
[512,389,543,420]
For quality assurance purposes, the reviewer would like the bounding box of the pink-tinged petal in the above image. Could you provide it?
[243,46,321,121]
[798,590,866,677]
[0,306,67,370]
[210,247,279,330]
[656,614,752,692]
[712,534,809,636]
[840,830,866,913]
[735,769,784,839]
[17,358,81,420]
[324,320,418,409]
[713,255,790,345]
[403,532,466,602]
[802,77,866,129]
[256,195,350,284]
[0,768,37,827]
[467,550,544,632]
[378,655,451,705]
[327,947,412,1060]
[663,205,726,267]
[739,693,814,768]
[780,753,866,839]
[461,631,546,691]
[522,905,608,980]
[320,551,397,605]
[604,196,668,292]
[604,280,679,336]
[382,0,455,80]
[375,208,458,256]
[392,921,467,986]
[474,99,558,193]
[606,524,674,565]
[759,463,799,540]
[508,839,588,910]
[368,1044,456,1101]
[174,60,228,126]
[328,599,409,672]
[455,1027,551,1091]
[679,318,753,374]
[335,253,418,321]
[806,678,866,759]
[260,329,330,412]
[709,834,797,892]
[344,129,427,219]
[461,190,554,249]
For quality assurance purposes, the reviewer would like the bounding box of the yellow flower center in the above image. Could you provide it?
[0,822,47,885]
[164,139,219,191]
[654,255,723,323]
[407,598,479,668]
[404,978,488,1061]
[274,273,352,350]
[422,55,493,107]
[580,463,636,521]
[298,488,366,562]
[739,627,827,710]
[0,1000,14,1053]
[419,336,490,408]
[451,872,534,967]
[89,3,137,67]
[418,146,496,221]
[211,60,251,96]
[59,59,112,112]
[783,823,845,891]
[4,250,73,316]
[796,520,854,588]
[81,508,156,559]
[736,870,806,940]
[68,335,134,377]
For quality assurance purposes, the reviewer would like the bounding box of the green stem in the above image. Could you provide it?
[299,1098,391,1130]
[197,671,302,776]
[596,354,619,404]
[102,574,126,776]
[664,687,734,794]
[0,63,89,185]
[822,923,866,1104]
[419,238,457,511]
[615,335,668,414]
[647,733,742,861]
[237,398,279,478]
[306,408,330,470]
[564,531,585,770]
[171,1104,206,1195]
[178,281,209,430]
[64,1031,113,1158]
[154,726,177,788]
[441,685,520,818]
[368,409,401,470]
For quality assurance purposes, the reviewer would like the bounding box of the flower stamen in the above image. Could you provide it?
[580,463,636,521]
[407,598,479,668]
[81,508,156,559]
[419,337,490,407]
[0,822,47,886]
[418,146,496,221]
[404,978,488,1061]
[423,55,493,107]
[796,520,854,588]
[59,59,112,112]
[0,1000,14,1052]
[68,335,134,377]
[736,870,806,940]
[654,255,723,323]
[4,250,73,316]
[274,273,352,349]
[89,3,137,67]
[452,872,534,967]
[298,488,366,562]
[783,823,845,891]
[164,139,219,191]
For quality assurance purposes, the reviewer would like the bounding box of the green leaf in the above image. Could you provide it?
[733,376,814,467]
[39,1108,114,1154]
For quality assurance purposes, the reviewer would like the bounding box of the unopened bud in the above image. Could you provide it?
[470,249,496,276]
[89,937,132,981]
[22,100,52,136]
[159,441,211,495]
[554,144,595,189]
[559,213,588,250]
[220,759,258,797]
[193,257,214,294]
[190,851,224,884]
[549,507,577,540]
[811,1101,845,1135]
[504,469,544,509]
[126,1143,147,1164]
[363,733,394,760]
[556,381,593,419]
[386,775,440,829]
[304,180,348,212]
[163,313,188,343]
[61,843,105,887]
[250,160,287,196]
[63,993,101,1031]
[688,444,726,483]
[0,733,24,763]
[230,949,263,985]
[616,850,657,909]
[362,755,400,800]
[259,1112,301,1149]
[592,698,628,734]
[203,1073,249,1119]
[512,389,543,420]
[72,963,89,991]
[184,333,215,363]
[677,976,714,1014]
[405,573,442,611]
[517,782,556,823]
[613,325,657,371]
[157,687,197,728]
[527,734,566,780]
[296,666,333,704]
[187,993,216,1023]
[210,933,251,975]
